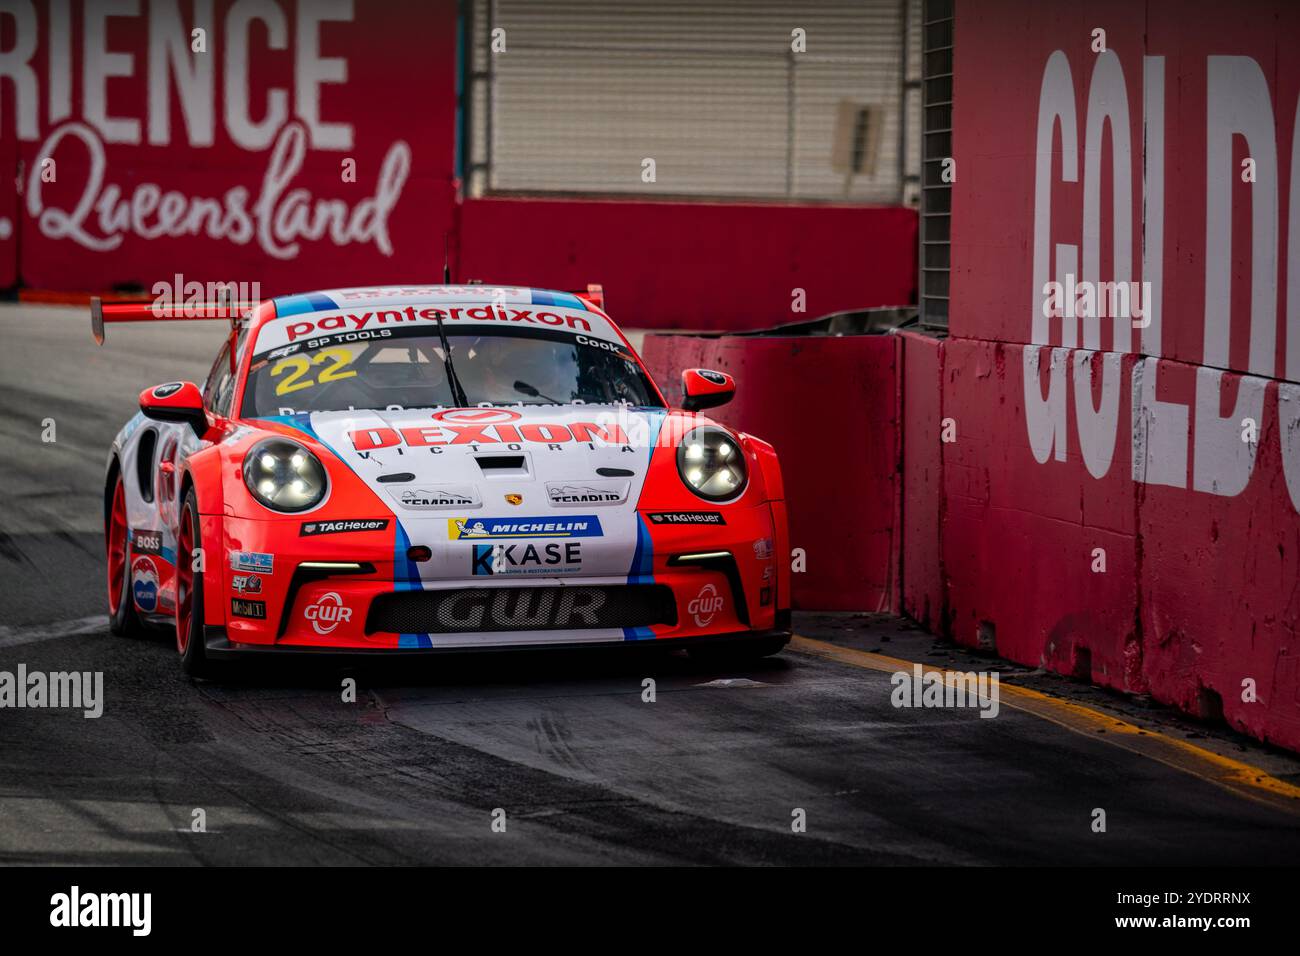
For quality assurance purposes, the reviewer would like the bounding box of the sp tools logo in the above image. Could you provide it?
[304,592,352,635]
[231,574,263,595]
[688,583,724,628]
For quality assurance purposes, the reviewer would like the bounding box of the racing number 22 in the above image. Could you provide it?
[272,348,357,396]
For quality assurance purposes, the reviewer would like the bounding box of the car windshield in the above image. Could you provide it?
[240,325,663,417]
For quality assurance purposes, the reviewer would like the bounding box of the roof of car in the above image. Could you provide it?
[267,285,600,321]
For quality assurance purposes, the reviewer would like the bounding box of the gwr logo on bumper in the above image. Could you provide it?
[304,592,352,634]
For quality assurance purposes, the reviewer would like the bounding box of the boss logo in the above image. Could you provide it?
[133,529,164,555]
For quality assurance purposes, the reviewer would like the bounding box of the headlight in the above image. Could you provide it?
[677,426,747,501]
[242,438,328,513]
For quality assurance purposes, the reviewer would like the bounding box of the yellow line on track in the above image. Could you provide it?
[789,635,1300,817]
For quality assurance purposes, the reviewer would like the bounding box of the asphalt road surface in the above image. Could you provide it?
[1,303,1298,865]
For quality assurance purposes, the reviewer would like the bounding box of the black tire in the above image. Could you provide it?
[106,467,145,638]
[177,487,216,678]
[688,634,790,665]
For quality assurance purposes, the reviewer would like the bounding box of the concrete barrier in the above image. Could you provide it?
[640,333,898,611]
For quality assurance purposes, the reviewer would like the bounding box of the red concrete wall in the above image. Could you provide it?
[898,331,944,634]
[902,0,1300,749]
[459,198,918,331]
[640,333,898,611]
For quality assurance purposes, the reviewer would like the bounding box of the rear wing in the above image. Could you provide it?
[90,294,260,345]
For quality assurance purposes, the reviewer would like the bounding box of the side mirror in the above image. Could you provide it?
[681,368,735,412]
[139,382,209,437]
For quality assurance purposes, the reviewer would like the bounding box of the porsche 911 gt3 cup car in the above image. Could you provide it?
[97,285,791,676]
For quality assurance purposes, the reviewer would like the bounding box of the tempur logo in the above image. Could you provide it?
[890,663,1000,718]
[50,886,151,936]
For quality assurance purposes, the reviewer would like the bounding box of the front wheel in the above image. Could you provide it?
[175,487,215,678]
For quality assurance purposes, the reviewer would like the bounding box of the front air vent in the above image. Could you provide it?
[377,472,415,483]
[475,455,530,478]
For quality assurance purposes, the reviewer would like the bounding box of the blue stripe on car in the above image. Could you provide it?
[624,410,667,641]
[530,289,586,311]
[273,292,338,317]
[394,521,432,648]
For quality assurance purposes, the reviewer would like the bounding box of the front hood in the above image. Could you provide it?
[282,405,670,581]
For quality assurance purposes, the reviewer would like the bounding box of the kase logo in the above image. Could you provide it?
[304,591,352,634]
[688,582,724,627]
[151,382,183,399]
[433,407,522,425]
[131,556,159,613]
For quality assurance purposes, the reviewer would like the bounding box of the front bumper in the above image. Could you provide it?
[210,503,789,650]
[204,619,792,660]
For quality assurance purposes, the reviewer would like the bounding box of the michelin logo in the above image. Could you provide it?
[449,516,604,539]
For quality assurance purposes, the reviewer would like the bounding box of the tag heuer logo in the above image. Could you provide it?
[505,493,523,506]
[299,519,390,536]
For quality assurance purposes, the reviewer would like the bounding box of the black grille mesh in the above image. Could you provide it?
[365,585,677,635]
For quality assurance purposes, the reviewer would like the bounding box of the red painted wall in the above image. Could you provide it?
[460,198,918,331]
[3,0,458,295]
[897,0,1300,749]
[640,333,899,611]
[0,2,918,333]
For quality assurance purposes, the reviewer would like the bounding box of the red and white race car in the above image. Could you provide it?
[98,285,791,676]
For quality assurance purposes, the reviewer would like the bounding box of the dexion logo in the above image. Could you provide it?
[449,516,604,540]
[688,583,724,628]
[349,418,630,450]
[303,592,351,635]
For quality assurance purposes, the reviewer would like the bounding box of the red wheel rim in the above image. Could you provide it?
[106,479,127,616]
[176,504,195,654]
